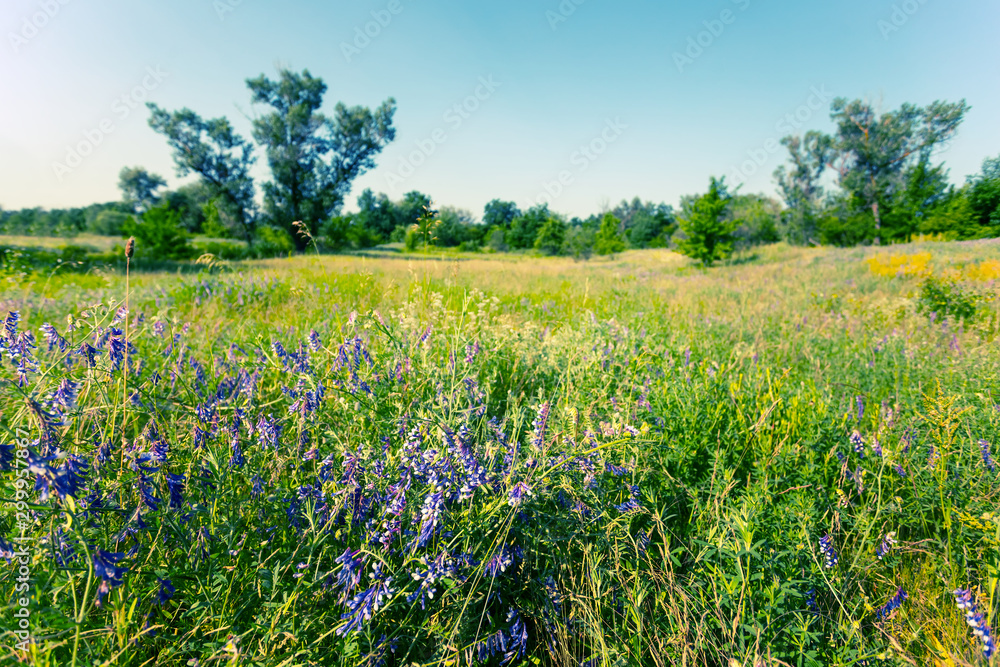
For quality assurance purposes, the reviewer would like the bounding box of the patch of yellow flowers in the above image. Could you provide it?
[865,252,1000,282]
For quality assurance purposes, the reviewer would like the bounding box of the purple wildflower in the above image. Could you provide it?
[507,481,533,507]
[336,564,394,636]
[819,534,838,569]
[979,440,996,472]
[876,587,907,621]
[954,588,995,658]
[876,532,896,560]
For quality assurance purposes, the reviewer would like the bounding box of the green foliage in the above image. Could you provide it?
[508,205,551,250]
[200,200,231,238]
[147,103,258,244]
[917,275,983,323]
[675,177,740,266]
[117,166,166,214]
[533,215,566,255]
[247,68,396,247]
[594,213,625,256]
[483,199,521,229]
[121,204,194,260]
[252,225,295,257]
[730,194,782,247]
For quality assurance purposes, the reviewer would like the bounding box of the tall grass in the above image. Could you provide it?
[0,242,997,665]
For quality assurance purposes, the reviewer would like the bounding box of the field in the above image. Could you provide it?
[1,241,998,666]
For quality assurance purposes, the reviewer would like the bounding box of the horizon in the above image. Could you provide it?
[2,0,999,218]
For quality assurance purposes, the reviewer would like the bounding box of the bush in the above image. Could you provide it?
[251,225,295,258]
[917,276,982,323]
[593,213,625,256]
[674,177,739,266]
[122,205,195,260]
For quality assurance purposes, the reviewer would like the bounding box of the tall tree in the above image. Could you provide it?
[118,166,166,214]
[247,68,396,247]
[147,104,258,243]
[826,97,968,244]
[593,213,625,256]
[773,131,834,245]
[675,177,740,267]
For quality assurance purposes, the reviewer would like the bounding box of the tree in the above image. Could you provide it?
[612,198,675,248]
[483,199,520,229]
[967,153,1000,235]
[147,104,258,244]
[355,189,396,242]
[826,97,969,244]
[533,216,566,256]
[773,131,834,245]
[593,213,625,256]
[247,68,396,247]
[395,191,432,231]
[675,177,740,267]
[509,205,551,249]
[730,194,782,247]
[118,166,166,214]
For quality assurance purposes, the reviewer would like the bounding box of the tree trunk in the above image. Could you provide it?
[872,200,881,246]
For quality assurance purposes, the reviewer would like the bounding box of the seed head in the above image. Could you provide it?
[125,237,135,259]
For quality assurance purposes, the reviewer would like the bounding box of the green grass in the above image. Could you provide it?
[0,241,998,666]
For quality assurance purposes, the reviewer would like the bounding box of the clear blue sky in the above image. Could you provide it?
[2,0,998,219]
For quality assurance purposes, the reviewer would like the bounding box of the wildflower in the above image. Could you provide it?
[92,549,127,604]
[40,323,67,352]
[51,379,79,412]
[333,549,365,602]
[616,498,642,513]
[166,473,185,510]
[308,329,322,351]
[876,532,896,560]
[336,564,394,636]
[531,403,550,449]
[157,578,175,606]
[893,464,907,478]
[979,439,996,472]
[954,588,995,658]
[876,587,907,621]
[484,547,515,578]
[108,328,125,371]
[819,534,838,569]
[507,481,533,507]
[4,311,19,341]
[636,530,651,553]
[850,430,865,457]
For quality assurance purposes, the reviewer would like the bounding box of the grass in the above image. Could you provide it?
[0,240,998,666]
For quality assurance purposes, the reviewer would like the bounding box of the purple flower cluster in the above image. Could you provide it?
[819,534,838,569]
[954,588,995,658]
[875,587,907,621]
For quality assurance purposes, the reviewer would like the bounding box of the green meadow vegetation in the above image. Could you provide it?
[1,239,998,665]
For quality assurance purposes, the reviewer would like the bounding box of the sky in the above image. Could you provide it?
[1,0,999,219]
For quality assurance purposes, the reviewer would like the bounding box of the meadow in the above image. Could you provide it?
[1,240,998,666]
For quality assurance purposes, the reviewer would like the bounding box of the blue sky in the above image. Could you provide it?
[2,0,998,219]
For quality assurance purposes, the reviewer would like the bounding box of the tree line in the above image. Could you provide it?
[2,73,997,265]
